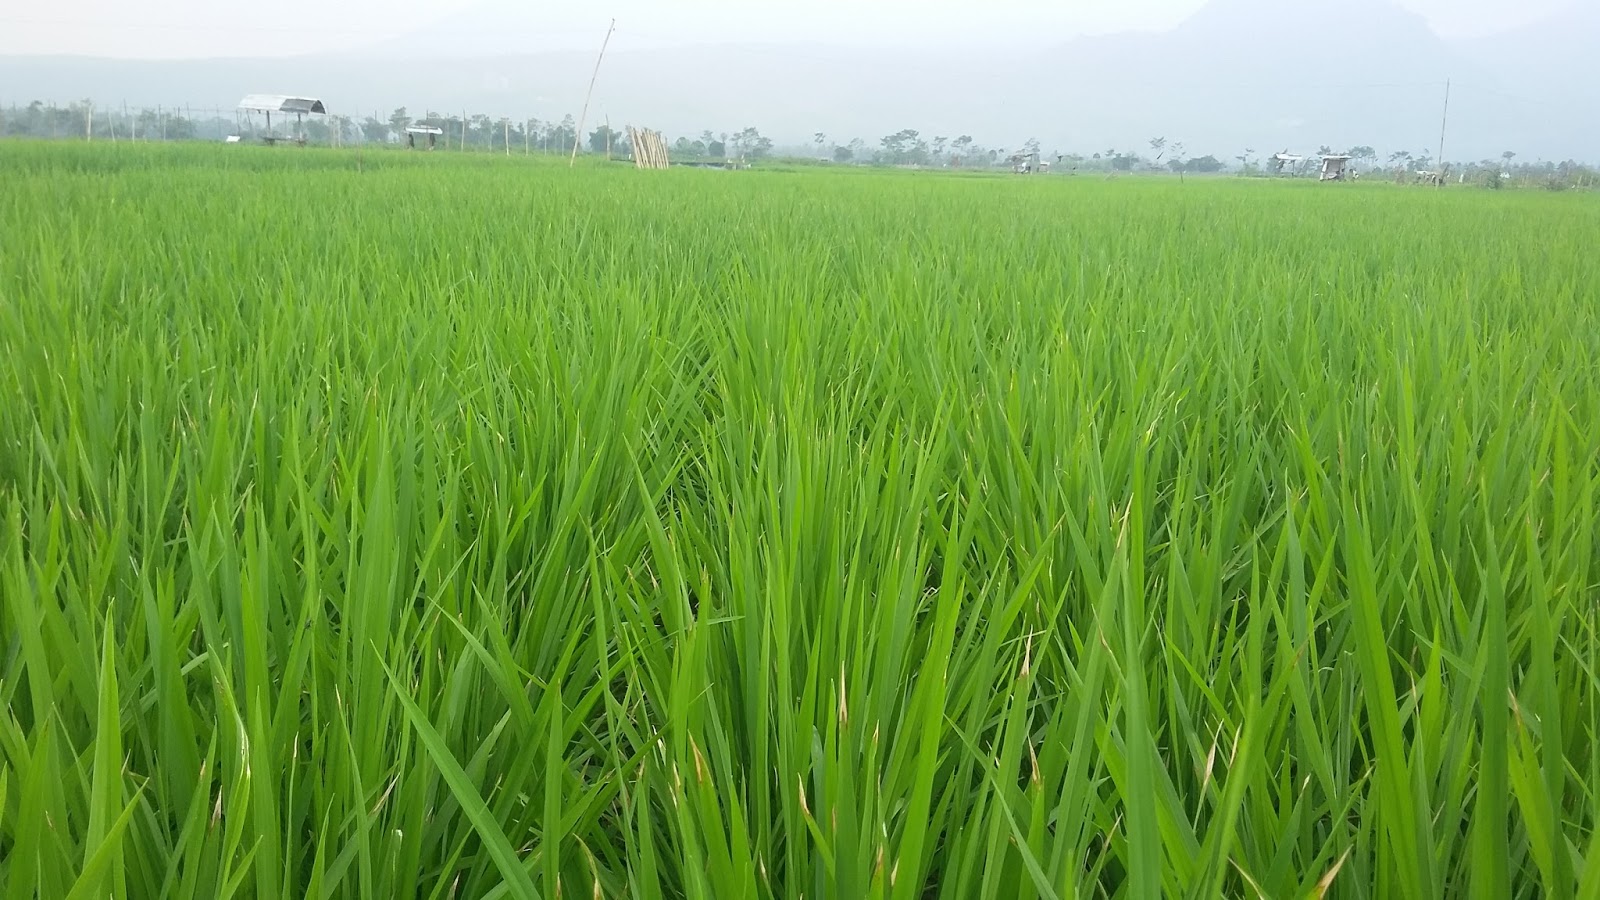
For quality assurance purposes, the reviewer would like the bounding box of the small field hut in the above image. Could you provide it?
[237,94,327,145]
[1319,155,1352,181]
[406,124,444,150]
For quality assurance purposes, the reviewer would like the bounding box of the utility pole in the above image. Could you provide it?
[1436,79,1450,188]
[571,18,616,167]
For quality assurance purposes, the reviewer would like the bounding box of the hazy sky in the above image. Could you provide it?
[0,0,1578,59]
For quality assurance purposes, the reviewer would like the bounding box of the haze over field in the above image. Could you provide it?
[2,0,1595,160]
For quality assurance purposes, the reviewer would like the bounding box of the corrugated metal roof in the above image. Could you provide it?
[406,125,445,134]
[238,94,327,114]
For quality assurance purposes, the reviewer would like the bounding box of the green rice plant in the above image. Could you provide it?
[0,140,1598,898]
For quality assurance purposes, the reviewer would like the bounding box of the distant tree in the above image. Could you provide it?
[1501,150,1516,170]
[732,126,771,158]
[708,139,726,158]
[1347,146,1376,164]
[168,114,197,141]
[589,124,622,154]
[1166,141,1187,175]
[471,114,495,148]
[552,114,577,153]
[360,116,389,144]
[834,144,854,163]
[950,135,974,164]
[1388,149,1412,168]
[388,107,410,140]
[933,135,948,162]
[1186,155,1225,173]
[813,132,827,156]
[330,115,354,145]
[136,108,161,139]
[1148,137,1167,162]
[673,136,695,157]
[880,129,925,165]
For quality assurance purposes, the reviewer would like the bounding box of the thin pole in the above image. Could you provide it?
[570,18,616,168]
[86,101,92,141]
[504,117,510,156]
[462,109,467,150]
[604,115,611,161]
[1436,79,1450,188]
[524,119,529,155]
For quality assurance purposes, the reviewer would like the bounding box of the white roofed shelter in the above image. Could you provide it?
[237,95,327,145]
[406,124,444,150]
[1319,155,1353,181]
[1270,152,1304,176]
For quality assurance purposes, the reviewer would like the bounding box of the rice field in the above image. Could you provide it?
[2,141,1599,899]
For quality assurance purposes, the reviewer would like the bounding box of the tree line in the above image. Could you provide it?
[3,99,1594,187]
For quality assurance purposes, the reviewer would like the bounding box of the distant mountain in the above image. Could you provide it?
[1454,3,1600,150]
[353,5,618,58]
[1012,0,1475,156]
[1458,4,1600,84]
[0,0,1593,162]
